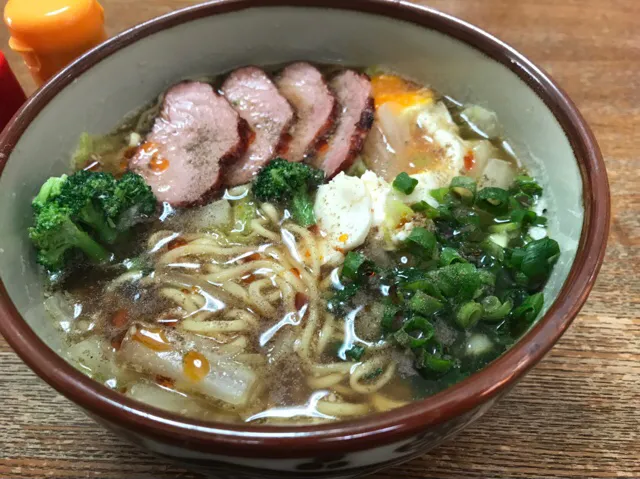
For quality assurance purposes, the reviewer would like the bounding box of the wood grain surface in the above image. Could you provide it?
[1,1,639,478]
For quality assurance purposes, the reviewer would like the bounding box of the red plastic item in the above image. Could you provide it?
[0,50,27,133]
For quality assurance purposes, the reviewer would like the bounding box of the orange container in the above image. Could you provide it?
[4,0,106,86]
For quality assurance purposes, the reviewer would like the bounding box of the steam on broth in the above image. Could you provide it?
[32,64,559,425]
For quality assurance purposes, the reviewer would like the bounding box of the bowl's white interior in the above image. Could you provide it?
[0,6,582,353]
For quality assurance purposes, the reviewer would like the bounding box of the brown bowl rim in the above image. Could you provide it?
[0,0,609,459]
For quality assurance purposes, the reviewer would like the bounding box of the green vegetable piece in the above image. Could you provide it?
[512,292,544,323]
[511,208,538,226]
[71,132,124,170]
[449,176,477,204]
[56,170,156,244]
[28,170,157,271]
[520,238,560,282]
[326,283,358,313]
[401,277,444,300]
[515,175,543,197]
[481,296,513,321]
[411,200,440,219]
[342,251,367,281]
[456,301,484,329]
[509,248,526,269]
[488,221,520,234]
[430,187,450,204]
[346,158,368,177]
[395,316,435,349]
[424,355,454,373]
[406,227,437,258]
[478,270,496,286]
[103,171,156,232]
[345,345,366,361]
[56,170,119,244]
[514,271,530,286]
[362,367,384,381]
[432,263,482,301]
[32,175,67,212]
[28,203,111,271]
[534,215,548,226]
[381,301,401,335]
[393,172,419,195]
[252,158,325,227]
[439,247,466,266]
[230,194,257,236]
[409,291,443,316]
[481,239,505,262]
[393,328,412,348]
[476,187,509,215]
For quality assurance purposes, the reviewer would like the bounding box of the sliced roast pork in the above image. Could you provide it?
[276,62,338,162]
[129,82,250,207]
[311,70,374,178]
[221,67,295,186]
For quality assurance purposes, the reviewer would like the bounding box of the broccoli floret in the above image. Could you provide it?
[32,175,67,212]
[103,171,156,231]
[28,170,157,272]
[28,203,111,271]
[56,170,119,244]
[252,158,325,227]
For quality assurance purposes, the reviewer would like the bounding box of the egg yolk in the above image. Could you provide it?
[371,74,434,110]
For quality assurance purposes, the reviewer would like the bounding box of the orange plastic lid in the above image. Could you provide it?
[4,0,105,53]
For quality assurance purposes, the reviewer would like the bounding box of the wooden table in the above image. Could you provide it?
[1,1,638,478]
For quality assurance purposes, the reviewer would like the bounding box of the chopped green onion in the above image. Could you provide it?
[341,251,367,281]
[345,345,366,361]
[424,355,454,373]
[476,187,509,215]
[512,292,544,323]
[393,328,412,347]
[362,367,384,381]
[326,283,358,313]
[439,247,466,266]
[450,176,477,204]
[515,175,543,197]
[510,208,538,226]
[395,316,435,349]
[432,263,482,301]
[456,301,484,329]
[520,238,560,282]
[514,271,530,286]
[509,248,526,269]
[430,187,450,203]
[452,207,481,227]
[481,238,505,261]
[393,172,419,195]
[401,279,444,300]
[409,291,443,316]
[481,296,513,321]
[488,222,520,234]
[534,216,548,226]
[406,227,437,259]
[381,301,401,334]
[411,201,440,219]
[478,270,496,286]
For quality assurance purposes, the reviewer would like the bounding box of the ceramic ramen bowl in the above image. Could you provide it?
[0,1,609,477]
